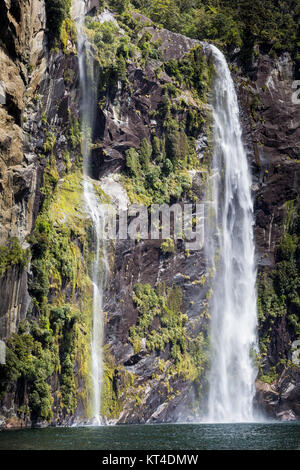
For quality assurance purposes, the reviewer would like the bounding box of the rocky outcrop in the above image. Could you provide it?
[256,367,300,421]
[236,51,300,262]
[0,264,30,338]
[234,48,300,419]
[0,0,48,341]
[0,0,47,244]
[103,235,210,423]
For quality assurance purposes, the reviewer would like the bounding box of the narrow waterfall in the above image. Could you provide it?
[73,1,107,425]
[205,45,258,422]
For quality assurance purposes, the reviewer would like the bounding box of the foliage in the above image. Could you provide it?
[0,169,96,422]
[160,238,175,255]
[0,303,80,420]
[45,0,71,45]
[164,46,212,99]
[60,17,77,52]
[259,366,279,385]
[257,198,300,380]
[85,18,133,93]
[101,346,136,419]
[0,328,55,420]
[0,238,30,278]
[128,0,300,62]
[129,283,208,381]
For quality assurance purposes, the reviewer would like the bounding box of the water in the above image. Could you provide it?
[0,423,300,450]
[205,45,258,422]
[74,1,108,424]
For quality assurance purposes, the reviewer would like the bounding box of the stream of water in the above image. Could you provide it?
[205,45,258,423]
[74,0,108,425]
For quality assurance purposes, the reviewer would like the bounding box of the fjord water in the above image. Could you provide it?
[205,45,258,422]
[1,423,300,450]
[74,1,107,425]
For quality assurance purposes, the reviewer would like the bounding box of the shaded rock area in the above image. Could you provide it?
[235,49,300,419]
[0,1,83,342]
[0,264,29,338]
[256,367,300,421]
[0,0,47,244]
[236,51,300,262]
[0,0,47,342]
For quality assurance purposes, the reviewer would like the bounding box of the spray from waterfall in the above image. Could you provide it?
[205,45,258,422]
[73,0,107,425]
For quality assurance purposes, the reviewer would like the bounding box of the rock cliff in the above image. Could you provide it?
[0,0,299,427]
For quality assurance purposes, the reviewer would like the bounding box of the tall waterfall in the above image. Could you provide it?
[205,45,258,422]
[73,0,107,425]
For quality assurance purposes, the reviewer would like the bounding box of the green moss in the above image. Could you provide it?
[43,131,56,154]
[101,346,136,419]
[68,116,82,152]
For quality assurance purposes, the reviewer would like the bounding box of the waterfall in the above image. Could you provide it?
[205,45,258,422]
[73,0,107,425]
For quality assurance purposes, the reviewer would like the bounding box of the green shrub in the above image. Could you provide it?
[130,0,300,59]
[160,238,175,255]
[45,0,71,46]
[0,237,29,278]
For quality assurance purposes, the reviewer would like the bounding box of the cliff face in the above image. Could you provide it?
[0,0,46,244]
[0,1,299,427]
[0,0,45,338]
[234,50,300,420]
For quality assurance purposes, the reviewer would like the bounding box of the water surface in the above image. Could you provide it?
[0,423,300,450]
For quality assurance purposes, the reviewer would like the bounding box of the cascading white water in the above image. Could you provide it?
[205,45,258,422]
[84,182,108,425]
[73,0,107,425]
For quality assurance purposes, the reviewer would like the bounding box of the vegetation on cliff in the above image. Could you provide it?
[130,283,209,382]
[45,0,72,44]
[0,168,98,423]
[258,198,300,383]
[1,0,299,425]
[0,238,29,279]
[128,0,300,64]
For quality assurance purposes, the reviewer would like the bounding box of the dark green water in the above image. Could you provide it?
[0,422,300,450]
